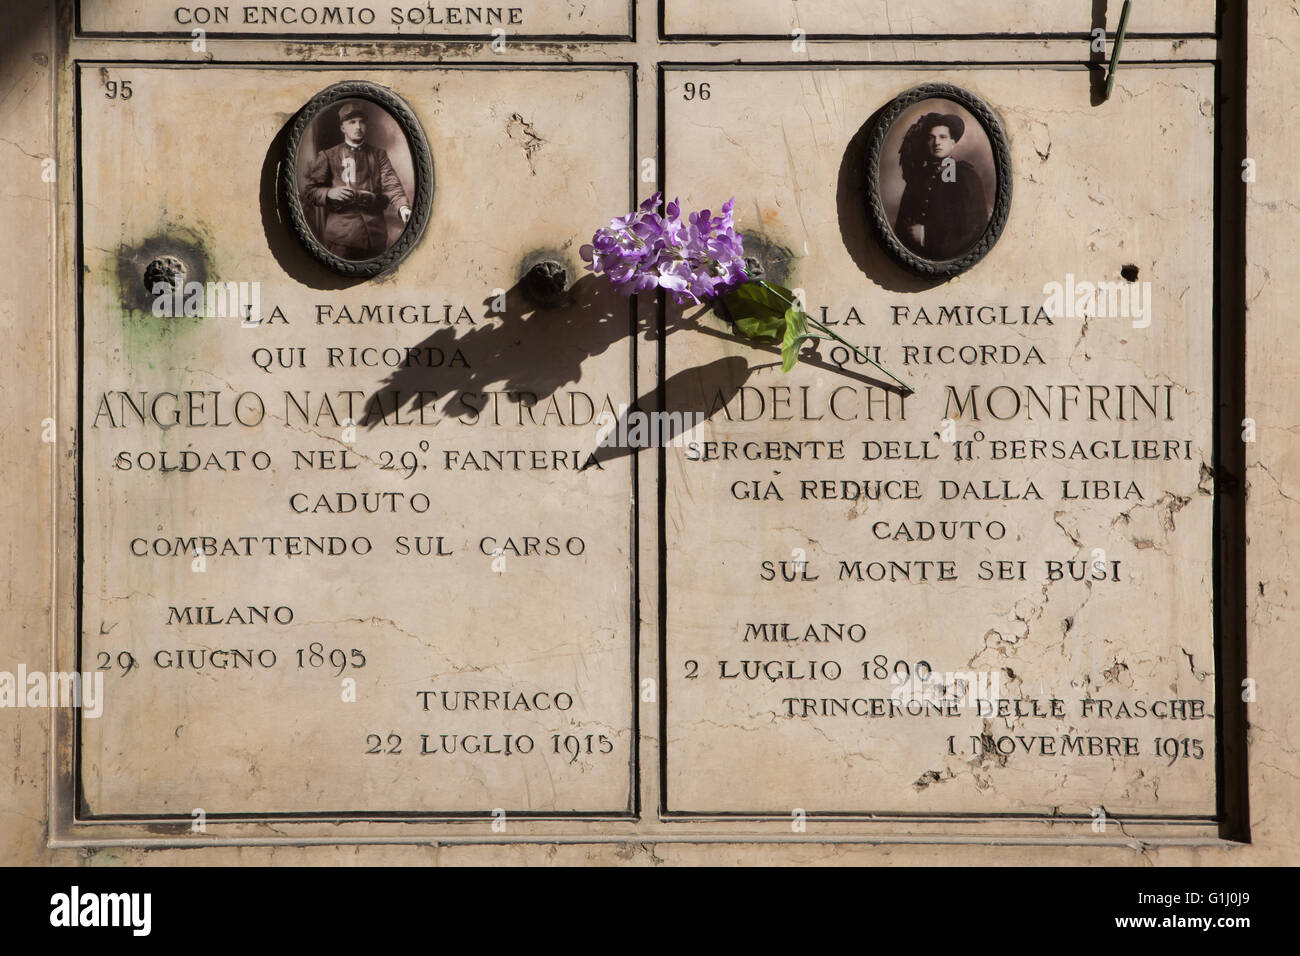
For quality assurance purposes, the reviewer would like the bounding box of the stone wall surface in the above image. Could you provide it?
[0,0,1293,864]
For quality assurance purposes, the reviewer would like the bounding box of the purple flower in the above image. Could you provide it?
[581,193,748,305]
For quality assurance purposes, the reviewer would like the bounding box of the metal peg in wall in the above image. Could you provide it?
[1104,0,1134,102]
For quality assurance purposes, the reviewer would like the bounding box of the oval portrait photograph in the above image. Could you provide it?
[282,81,433,277]
[866,83,1012,278]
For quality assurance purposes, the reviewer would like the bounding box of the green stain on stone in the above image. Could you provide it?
[111,226,218,364]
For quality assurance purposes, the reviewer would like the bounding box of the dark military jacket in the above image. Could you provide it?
[894,159,988,260]
[300,142,410,252]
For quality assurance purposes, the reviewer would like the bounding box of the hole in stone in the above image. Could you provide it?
[1120,263,1140,282]
[521,259,569,309]
[143,255,188,297]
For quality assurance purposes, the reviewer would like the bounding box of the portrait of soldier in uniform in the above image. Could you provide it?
[880,100,996,262]
[297,100,415,261]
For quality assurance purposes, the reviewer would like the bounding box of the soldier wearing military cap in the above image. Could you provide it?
[893,111,990,260]
[300,100,413,260]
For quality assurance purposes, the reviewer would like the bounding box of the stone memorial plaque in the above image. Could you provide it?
[9,0,1290,869]
[661,66,1218,817]
[76,65,637,816]
[663,1,1214,38]
[79,0,634,38]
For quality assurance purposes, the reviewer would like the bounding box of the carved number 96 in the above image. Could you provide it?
[683,82,711,101]
[105,80,133,100]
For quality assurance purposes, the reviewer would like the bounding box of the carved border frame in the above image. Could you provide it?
[865,82,1013,278]
[281,80,434,278]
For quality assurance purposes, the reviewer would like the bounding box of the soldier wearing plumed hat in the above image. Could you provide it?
[893,110,990,260]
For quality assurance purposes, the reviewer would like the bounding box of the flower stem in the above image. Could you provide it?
[756,281,914,394]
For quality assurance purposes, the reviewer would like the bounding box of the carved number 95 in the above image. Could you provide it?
[683,82,711,101]
[104,80,133,100]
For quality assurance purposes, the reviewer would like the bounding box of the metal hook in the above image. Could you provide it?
[1104,0,1133,101]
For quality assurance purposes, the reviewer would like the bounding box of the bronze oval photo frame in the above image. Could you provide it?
[282,81,434,278]
[866,82,1012,279]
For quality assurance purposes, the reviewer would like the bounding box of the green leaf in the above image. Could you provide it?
[720,283,823,373]
[781,308,809,373]
[721,282,789,341]
[763,282,802,308]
